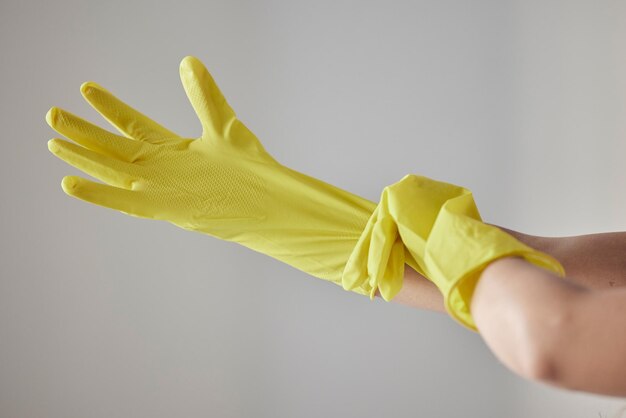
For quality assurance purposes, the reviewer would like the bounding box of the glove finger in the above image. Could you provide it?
[61,175,154,218]
[48,139,138,190]
[368,215,404,301]
[342,205,380,295]
[46,107,148,162]
[377,240,405,301]
[179,56,236,141]
[80,81,179,144]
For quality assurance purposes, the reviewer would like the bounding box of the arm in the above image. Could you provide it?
[386,265,446,313]
[472,256,626,397]
[491,226,626,290]
[378,228,626,312]
[379,226,626,395]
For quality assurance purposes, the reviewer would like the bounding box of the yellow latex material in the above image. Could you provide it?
[342,174,566,331]
[47,56,378,296]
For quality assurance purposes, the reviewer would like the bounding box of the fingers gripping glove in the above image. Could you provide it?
[342,174,566,331]
[47,56,378,297]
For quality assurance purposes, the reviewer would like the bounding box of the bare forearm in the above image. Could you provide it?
[490,225,626,289]
[387,265,446,313]
[546,231,626,289]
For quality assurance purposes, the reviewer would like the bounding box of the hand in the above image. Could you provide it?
[47,56,377,295]
[48,56,282,236]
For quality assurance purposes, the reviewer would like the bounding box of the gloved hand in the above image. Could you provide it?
[47,56,378,297]
[342,174,566,331]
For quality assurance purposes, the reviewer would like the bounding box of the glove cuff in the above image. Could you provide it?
[342,174,566,332]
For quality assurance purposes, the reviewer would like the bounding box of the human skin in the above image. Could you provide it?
[376,227,626,397]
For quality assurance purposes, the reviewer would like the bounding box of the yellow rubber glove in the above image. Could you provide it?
[47,56,378,297]
[342,174,566,331]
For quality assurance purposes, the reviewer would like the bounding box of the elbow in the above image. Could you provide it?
[513,304,576,385]
[477,311,565,384]
[494,325,559,383]
[471,256,582,387]
[518,345,559,383]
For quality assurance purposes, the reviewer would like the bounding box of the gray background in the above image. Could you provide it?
[1,0,625,417]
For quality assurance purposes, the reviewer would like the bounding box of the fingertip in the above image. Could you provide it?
[61,175,80,195]
[45,106,58,127]
[47,138,61,154]
[180,55,199,71]
[180,56,210,82]
[80,81,103,97]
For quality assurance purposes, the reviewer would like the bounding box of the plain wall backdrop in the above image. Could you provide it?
[1,0,625,417]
